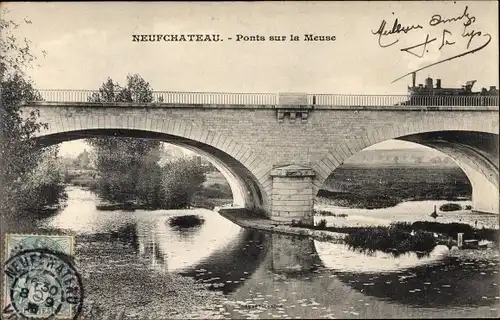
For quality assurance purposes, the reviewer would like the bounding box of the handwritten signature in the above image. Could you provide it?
[371,6,492,83]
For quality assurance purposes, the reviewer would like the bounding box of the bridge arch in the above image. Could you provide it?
[313,117,499,214]
[30,111,275,213]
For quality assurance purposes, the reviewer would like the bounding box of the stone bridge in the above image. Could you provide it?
[22,91,499,221]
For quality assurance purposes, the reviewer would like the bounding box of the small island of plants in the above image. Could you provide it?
[168,215,205,228]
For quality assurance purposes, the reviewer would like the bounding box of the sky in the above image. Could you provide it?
[3,1,498,157]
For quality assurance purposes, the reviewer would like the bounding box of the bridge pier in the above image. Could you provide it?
[270,165,315,225]
[270,233,319,273]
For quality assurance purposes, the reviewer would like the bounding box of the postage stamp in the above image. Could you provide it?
[5,234,76,260]
[3,234,82,319]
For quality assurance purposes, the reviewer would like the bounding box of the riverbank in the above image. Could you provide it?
[217,208,346,243]
[75,233,229,319]
[218,207,499,257]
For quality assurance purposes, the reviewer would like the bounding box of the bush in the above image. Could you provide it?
[439,203,462,212]
[291,219,304,227]
[160,158,206,209]
[316,219,328,229]
[464,205,472,210]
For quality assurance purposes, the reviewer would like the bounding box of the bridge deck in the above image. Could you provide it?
[33,90,499,107]
[24,101,499,111]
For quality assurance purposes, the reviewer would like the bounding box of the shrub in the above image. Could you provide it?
[316,219,327,229]
[160,158,206,209]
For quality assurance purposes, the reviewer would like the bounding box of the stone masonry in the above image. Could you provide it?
[22,102,500,221]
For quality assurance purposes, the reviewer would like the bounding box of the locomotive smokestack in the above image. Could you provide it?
[425,77,433,89]
[436,79,441,89]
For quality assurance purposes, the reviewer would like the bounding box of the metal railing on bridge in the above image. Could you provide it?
[35,89,499,107]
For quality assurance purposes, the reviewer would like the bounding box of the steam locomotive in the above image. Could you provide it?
[403,73,499,106]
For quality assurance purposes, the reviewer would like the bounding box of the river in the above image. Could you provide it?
[315,200,499,229]
[16,187,500,318]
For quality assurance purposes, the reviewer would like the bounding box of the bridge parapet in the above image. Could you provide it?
[34,89,499,107]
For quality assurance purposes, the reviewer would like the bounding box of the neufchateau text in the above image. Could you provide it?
[131,33,336,42]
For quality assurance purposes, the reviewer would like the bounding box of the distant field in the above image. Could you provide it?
[204,172,228,186]
[206,165,471,208]
[324,165,470,196]
[319,165,471,208]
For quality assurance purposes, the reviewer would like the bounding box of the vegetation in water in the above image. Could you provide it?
[291,218,499,256]
[439,203,462,212]
[397,221,499,243]
[343,226,437,257]
[168,215,205,228]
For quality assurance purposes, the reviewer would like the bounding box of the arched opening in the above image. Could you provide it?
[315,131,499,222]
[33,128,270,212]
[400,131,498,214]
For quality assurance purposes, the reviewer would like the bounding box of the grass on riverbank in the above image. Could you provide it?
[391,221,500,243]
[190,182,233,210]
[190,195,233,210]
[314,209,348,218]
[344,226,437,256]
[291,219,499,256]
[307,220,499,243]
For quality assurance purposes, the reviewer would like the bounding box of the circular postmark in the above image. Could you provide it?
[3,249,83,319]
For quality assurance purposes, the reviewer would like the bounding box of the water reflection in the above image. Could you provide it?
[315,241,499,308]
[315,199,499,229]
[315,241,450,273]
[179,229,269,294]
[25,187,500,318]
[331,255,499,308]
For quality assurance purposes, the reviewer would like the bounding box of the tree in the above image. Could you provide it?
[73,149,90,169]
[1,10,66,220]
[86,74,162,204]
[160,158,206,209]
